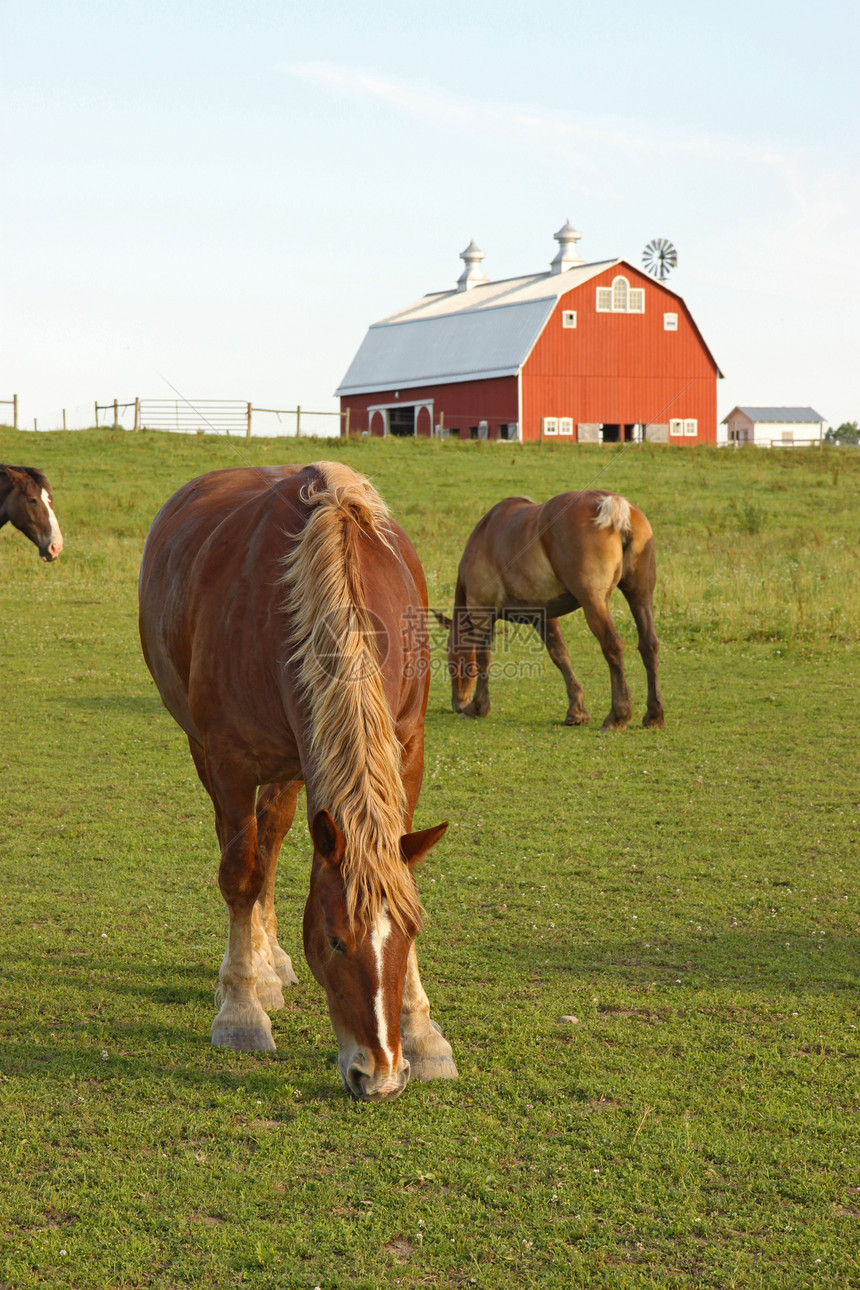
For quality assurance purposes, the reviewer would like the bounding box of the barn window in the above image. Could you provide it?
[559,417,574,436]
[684,419,698,437]
[562,310,577,328]
[542,417,558,436]
[664,312,678,330]
[596,278,645,314]
[612,277,629,311]
[498,422,520,441]
[670,419,684,437]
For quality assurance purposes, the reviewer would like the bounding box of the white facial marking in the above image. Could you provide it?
[41,489,61,546]
[370,903,394,1072]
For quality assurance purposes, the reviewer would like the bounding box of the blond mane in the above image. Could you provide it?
[281,462,420,934]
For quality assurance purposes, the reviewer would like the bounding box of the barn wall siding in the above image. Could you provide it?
[521,265,718,444]
[341,377,519,438]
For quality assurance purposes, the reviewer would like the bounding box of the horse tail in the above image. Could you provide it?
[593,493,633,547]
[280,463,418,936]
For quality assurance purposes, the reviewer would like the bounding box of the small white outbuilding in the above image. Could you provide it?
[722,406,824,447]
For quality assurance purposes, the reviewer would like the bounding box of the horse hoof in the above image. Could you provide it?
[275,962,299,987]
[270,950,299,987]
[255,981,286,1012]
[563,713,589,726]
[408,1054,459,1082]
[211,1019,276,1052]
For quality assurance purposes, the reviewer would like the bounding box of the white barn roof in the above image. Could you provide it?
[336,259,619,396]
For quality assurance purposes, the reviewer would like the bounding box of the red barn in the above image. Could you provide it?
[336,223,722,444]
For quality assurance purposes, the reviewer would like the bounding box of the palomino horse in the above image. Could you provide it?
[436,489,664,730]
[0,465,64,561]
[139,462,456,1101]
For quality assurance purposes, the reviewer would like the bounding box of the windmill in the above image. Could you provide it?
[642,238,678,281]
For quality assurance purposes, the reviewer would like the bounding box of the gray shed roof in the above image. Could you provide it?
[336,260,618,396]
[723,406,824,424]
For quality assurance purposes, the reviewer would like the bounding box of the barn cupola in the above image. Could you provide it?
[457,239,488,291]
[550,220,584,273]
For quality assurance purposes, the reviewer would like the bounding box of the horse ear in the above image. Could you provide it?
[2,466,28,487]
[401,822,448,869]
[311,809,346,867]
[431,609,453,630]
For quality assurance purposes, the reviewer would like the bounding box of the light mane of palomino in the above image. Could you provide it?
[281,462,421,937]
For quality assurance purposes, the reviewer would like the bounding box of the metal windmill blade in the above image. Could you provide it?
[642,238,678,281]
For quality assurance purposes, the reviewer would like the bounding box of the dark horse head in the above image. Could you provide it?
[0,465,64,561]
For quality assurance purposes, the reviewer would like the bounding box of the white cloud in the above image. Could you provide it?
[288,60,860,290]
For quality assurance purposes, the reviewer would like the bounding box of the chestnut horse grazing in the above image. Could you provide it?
[438,489,664,730]
[139,462,456,1101]
[0,465,64,561]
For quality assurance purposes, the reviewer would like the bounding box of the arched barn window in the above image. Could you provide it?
[596,277,646,313]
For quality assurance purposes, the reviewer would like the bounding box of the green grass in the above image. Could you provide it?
[1,428,859,1288]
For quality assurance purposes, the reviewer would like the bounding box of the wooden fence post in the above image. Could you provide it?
[13,394,17,429]
[94,401,99,428]
[296,405,301,437]
[344,406,350,437]
[134,398,140,431]
[63,409,66,431]
[246,402,252,438]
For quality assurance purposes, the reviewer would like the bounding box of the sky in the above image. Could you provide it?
[2,0,858,437]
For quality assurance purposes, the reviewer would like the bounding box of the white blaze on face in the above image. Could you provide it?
[41,489,62,550]
[370,902,395,1073]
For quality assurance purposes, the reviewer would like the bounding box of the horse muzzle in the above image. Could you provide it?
[342,1054,411,1102]
[40,536,63,562]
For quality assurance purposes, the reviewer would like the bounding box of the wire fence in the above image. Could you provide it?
[3,397,346,438]
[3,395,836,448]
[0,395,18,429]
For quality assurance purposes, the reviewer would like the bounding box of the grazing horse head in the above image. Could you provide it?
[304,811,448,1101]
[432,607,479,714]
[0,465,64,561]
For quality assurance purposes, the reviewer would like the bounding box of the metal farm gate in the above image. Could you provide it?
[136,399,251,435]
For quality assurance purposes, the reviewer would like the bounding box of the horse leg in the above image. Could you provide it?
[254,778,303,993]
[621,584,665,729]
[460,610,494,718]
[395,732,457,1081]
[189,737,226,846]
[400,944,458,1081]
[190,740,295,1023]
[581,599,633,730]
[535,615,590,725]
[198,756,276,1052]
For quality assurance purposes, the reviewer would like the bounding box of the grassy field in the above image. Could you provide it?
[1,427,858,1289]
